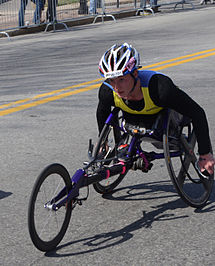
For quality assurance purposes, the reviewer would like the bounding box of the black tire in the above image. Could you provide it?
[28,163,72,252]
[163,111,214,208]
[93,122,128,194]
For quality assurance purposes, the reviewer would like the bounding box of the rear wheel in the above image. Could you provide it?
[28,163,72,252]
[93,122,129,194]
[163,111,214,208]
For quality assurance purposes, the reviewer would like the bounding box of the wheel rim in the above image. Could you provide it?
[29,167,72,251]
[164,113,214,207]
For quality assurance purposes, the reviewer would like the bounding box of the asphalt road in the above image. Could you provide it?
[0,6,215,266]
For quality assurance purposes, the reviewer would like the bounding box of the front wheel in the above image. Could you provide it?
[93,122,129,194]
[28,163,72,252]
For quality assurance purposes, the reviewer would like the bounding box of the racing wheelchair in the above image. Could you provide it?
[28,107,214,252]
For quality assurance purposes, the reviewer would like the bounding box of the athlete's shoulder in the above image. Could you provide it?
[98,80,114,105]
[138,70,165,86]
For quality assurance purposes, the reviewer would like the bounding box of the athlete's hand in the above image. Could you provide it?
[198,153,215,175]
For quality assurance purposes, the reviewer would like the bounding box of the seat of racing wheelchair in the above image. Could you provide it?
[124,109,191,150]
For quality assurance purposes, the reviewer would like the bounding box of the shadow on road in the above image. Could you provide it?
[102,180,177,202]
[45,180,215,257]
[45,180,194,258]
[0,190,12,200]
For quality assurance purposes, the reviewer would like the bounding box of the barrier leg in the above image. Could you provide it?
[200,0,213,4]
[93,0,116,23]
[136,0,155,16]
[45,0,69,32]
[174,0,194,9]
[0,32,11,40]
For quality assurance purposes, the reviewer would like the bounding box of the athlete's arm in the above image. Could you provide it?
[149,74,211,155]
[96,82,115,134]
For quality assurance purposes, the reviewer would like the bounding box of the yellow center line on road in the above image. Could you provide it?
[150,51,215,71]
[0,84,100,117]
[140,48,215,69]
[1,48,215,117]
[0,79,103,110]
[0,98,32,109]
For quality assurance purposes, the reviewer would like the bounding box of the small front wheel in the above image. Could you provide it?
[28,163,72,252]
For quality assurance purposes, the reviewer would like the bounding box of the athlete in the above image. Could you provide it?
[97,43,215,175]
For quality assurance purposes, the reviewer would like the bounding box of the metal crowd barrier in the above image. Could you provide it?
[0,0,138,32]
[136,0,194,15]
[0,0,208,35]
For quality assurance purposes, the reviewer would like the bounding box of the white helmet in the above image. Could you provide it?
[99,43,141,79]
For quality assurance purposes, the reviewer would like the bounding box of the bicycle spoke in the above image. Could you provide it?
[35,174,67,241]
